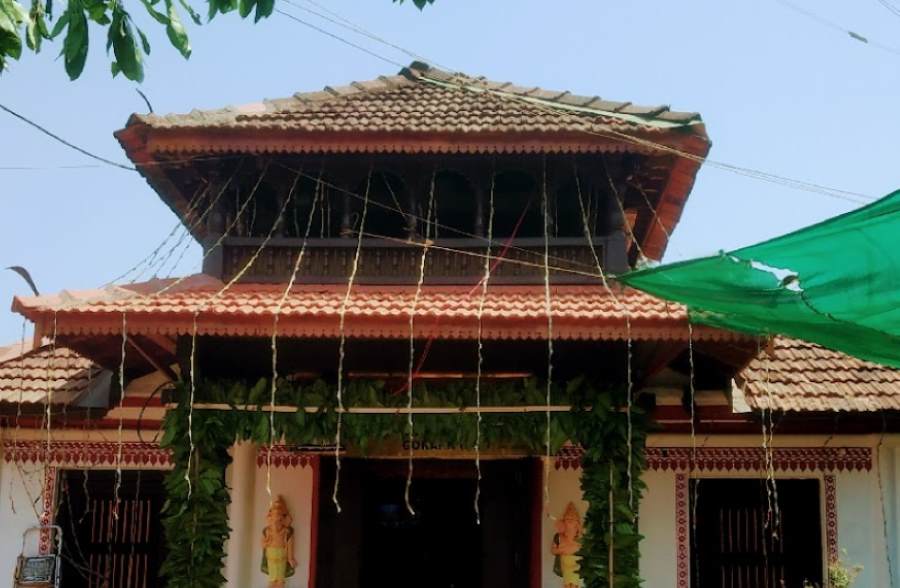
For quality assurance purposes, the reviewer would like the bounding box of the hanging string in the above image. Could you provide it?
[8,318,27,514]
[113,312,127,519]
[266,171,304,501]
[185,314,198,501]
[334,167,372,513]
[275,162,598,275]
[473,166,495,525]
[404,169,436,516]
[540,158,554,510]
[761,341,780,541]
[183,162,277,502]
[43,313,58,493]
[574,161,637,513]
[155,162,269,298]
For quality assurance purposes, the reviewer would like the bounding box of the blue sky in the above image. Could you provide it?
[1,0,898,342]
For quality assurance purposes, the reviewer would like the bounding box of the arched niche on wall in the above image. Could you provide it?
[432,170,477,239]
[349,171,409,239]
[285,174,343,239]
[492,169,542,239]
[553,173,599,238]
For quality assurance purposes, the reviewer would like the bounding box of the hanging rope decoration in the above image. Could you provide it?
[540,159,555,510]
[183,163,273,501]
[404,169,437,516]
[762,345,781,539]
[8,319,28,514]
[41,312,58,525]
[334,167,373,513]
[265,170,304,500]
[113,312,127,519]
[575,161,637,513]
[473,166,495,525]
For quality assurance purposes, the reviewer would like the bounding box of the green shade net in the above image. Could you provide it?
[619,189,900,368]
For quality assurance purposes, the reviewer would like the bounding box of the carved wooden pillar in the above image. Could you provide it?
[597,156,630,272]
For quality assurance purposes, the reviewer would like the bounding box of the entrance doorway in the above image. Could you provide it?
[315,459,538,588]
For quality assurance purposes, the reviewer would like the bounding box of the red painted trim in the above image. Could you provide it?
[556,446,872,473]
[39,467,57,555]
[530,457,543,588]
[824,474,838,563]
[308,455,321,588]
[675,473,689,588]
[4,440,173,467]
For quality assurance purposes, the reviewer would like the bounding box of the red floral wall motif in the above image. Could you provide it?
[555,446,873,472]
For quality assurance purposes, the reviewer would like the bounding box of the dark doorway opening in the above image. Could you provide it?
[690,478,823,587]
[316,458,537,588]
[55,470,167,588]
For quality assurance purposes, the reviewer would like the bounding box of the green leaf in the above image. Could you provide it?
[236,0,252,18]
[82,0,108,24]
[0,0,27,63]
[164,0,189,57]
[62,2,88,79]
[252,0,271,22]
[136,25,150,54]
[108,7,144,81]
[138,0,167,24]
[177,0,200,24]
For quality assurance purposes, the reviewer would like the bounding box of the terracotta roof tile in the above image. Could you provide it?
[11,275,739,342]
[125,62,702,137]
[0,345,101,405]
[739,337,900,412]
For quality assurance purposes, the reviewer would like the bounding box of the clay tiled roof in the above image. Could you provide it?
[124,62,702,141]
[739,337,900,412]
[0,343,101,405]
[11,275,741,342]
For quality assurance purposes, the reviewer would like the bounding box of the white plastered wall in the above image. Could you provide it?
[0,458,48,583]
[540,434,900,588]
[223,444,315,588]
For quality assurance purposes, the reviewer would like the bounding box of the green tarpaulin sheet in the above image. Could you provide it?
[618,189,900,369]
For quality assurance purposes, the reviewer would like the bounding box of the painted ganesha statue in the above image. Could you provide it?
[550,502,583,588]
[261,495,296,588]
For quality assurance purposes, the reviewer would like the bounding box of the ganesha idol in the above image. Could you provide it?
[550,502,583,588]
[261,495,296,588]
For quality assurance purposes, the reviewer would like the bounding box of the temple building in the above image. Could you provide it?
[1,62,899,587]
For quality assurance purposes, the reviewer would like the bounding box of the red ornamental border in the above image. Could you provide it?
[39,467,57,556]
[255,447,322,469]
[675,473,690,588]
[824,474,838,563]
[555,446,873,472]
[3,440,173,468]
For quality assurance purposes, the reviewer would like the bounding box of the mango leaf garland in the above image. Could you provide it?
[160,376,648,586]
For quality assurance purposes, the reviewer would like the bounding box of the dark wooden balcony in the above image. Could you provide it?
[207,234,628,285]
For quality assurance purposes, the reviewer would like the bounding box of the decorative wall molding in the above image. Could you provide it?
[39,466,56,556]
[256,446,327,469]
[647,447,872,473]
[675,473,690,588]
[824,474,838,563]
[3,440,173,468]
[555,446,873,473]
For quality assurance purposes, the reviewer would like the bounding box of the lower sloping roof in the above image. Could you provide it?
[11,275,743,342]
[0,343,102,405]
[739,337,900,412]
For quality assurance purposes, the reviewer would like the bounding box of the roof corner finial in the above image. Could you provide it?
[401,60,431,79]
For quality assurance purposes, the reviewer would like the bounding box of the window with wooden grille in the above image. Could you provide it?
[690,478,823,588]
[54,470,167,588]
